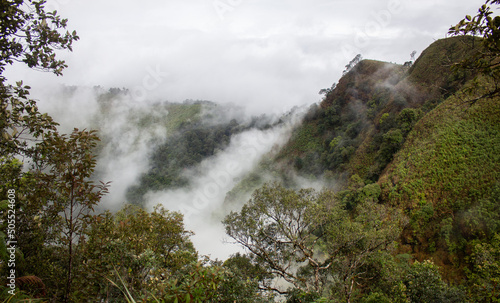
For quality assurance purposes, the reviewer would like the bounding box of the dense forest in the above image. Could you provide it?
[1,0,500,302]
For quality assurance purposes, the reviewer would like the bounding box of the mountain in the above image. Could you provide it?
[6,35,499,302]
[83,36,499,284]
[267,35,500,283]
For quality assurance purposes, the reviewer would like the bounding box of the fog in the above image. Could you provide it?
[5,0,485,116]
[145,122,300,259]
[29,84,305,259]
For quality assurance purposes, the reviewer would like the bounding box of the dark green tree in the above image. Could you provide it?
[404,260,465,303]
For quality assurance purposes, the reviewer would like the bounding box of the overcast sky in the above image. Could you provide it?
[6,0,486,114]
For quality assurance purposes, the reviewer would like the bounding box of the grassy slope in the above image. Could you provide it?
[367,37,498,280]
[379,79,500,278]
[380,91,500,207]
[164,103,202,133]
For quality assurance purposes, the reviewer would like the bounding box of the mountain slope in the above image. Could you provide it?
[273,36,482,185]
[379,78,500,279]
[263,35,499,283]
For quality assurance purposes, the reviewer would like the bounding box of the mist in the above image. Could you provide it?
[144,118,301,259]
[28,84,306,260]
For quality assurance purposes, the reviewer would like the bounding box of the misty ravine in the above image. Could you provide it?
[33,85,305,260]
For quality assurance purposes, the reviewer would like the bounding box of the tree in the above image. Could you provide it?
[319,83,337,97]
[0,0,78,160]
[38,129,109,302]
[0,0,78,77]
[404,260,465,303]
[343,54,363,75]
[448,0,500,103]
[223,183,406,301]
[217,253,274,303]
[223,183,324,294]
[466,234,500,302]
[404,51,417,67]
[79,204,197,301]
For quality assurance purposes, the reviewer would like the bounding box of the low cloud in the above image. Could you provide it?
[145,112,303,259]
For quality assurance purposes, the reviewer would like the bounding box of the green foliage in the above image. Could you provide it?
[404,260,465,303]
[0,0,79,77]
[223,183,325,293]
[337,175,381,210]
[154,259,225,303]
[380,79,500,270]
[218,253,273,303]
[360,292,392,303]
[0,81,58,160]
[465,234,500,302]
[223,183,406,301]
[41,129,110,301]
[397,108,423,136]
[286,289,321,303]
[277,59,418,183]
[378,129,403,163]
[126,120,242,205]
[449,0,500,102]
[77,204,197,301]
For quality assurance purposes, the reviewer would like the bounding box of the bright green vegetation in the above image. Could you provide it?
[274,36,479,186]
[163,103,203,133]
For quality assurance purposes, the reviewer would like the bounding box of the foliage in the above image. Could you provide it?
[449,0,500,102]
[380,78,500,274]
[40,129,110,301]
[0,1,499,302]
[223,183,326,294]
[0,0,79,77]
[217,253,273,303]
[465,234,500,302]
[0,81,58,160]
[126,120,243,205]
[404,260,465,303]
[77,204,196,301]
[223,183,406,301]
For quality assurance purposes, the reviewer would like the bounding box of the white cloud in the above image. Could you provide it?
[5,0,486,115]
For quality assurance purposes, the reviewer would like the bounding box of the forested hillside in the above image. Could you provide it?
[1,0,499,302]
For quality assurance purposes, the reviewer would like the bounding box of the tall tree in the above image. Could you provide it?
[38,129,109,302]
[223,183,405,301]
[79,205,197,301]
